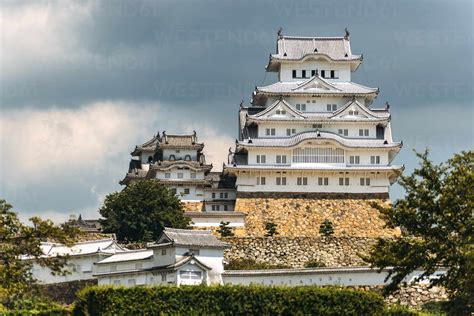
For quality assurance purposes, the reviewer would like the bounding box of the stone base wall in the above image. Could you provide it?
[182,201,204,212]
[234,193,400,237]
[354,284,448,310]
[224,236,377,268]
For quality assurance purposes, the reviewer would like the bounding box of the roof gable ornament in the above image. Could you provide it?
[277,27,283,39]
[385,101,390,109]
[344,27,350,40]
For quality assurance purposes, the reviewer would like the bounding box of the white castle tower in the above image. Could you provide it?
[225,29,403,196]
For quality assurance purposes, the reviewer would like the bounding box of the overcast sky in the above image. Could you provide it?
[1,0,473,222]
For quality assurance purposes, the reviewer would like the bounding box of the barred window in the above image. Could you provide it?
[292,148,344,163]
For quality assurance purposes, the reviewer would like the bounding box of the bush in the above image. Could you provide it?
[73,285,385,315]
[319,219,334,236]
[3,297,70,315]
[224,258,290,270]
[383,305,420,315]
[304,260,326,268]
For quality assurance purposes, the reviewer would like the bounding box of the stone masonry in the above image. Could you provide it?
[224,236,377,268]
[234,192,400,237]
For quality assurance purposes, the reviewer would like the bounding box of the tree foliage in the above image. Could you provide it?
[319,219,334,237]
[99,180,190,242]
[365,150,474,314]
[0,199,78,307]
[264,221,278,237]
[217,221,234,237]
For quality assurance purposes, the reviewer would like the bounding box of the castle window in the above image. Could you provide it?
[190,172,196,179]
[339,178,350,186]
[312,124,323,129]
[276,177,287,185]
[297,177,308,185]
[349,110,359,116]
[327,104,337,111]
[165,173,171,179]
[330,70,338,78]
[311,70,316,76]
[212,193,216,198]
[257,177,266,185]
[360,178,371,186]
[177,173,183,179]
[302,70,307,78]
[162,249,167,255]
[265,128,276,136]
[276,109,286,115]
[148,156,153,163]
[338,129,348,136]
[256,155,266,164]
[276,155,287,164]
[184,155,191,161]
[220,192,224,199]
[371,156,381,164]
[349,156,360,164]
[293,148,344,164]
[318,177,329,186]
[224,205,228,211]
[184,188,190,194]
[161,274,167,281]
[296,103,306,111]
[169,155,176,161]
[321,70,326,78]
[359,129,369,136]
[224,192,228,198]
[292,70,297,78]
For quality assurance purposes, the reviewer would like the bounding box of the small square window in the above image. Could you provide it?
[190,173,196,179]
[162,249,167,255]
[184,188,190,194]
[292,70,297,78]
[324,178,329,186]
[177,173,183,179]
[165,173,171,179]
[161,274,167,281]
[224,205,228,211]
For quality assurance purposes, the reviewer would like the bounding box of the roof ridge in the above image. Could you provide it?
[281,36,346,40]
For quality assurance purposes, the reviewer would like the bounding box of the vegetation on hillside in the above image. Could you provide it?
[365,150,473,314]
[99,180,190,242]
[0,199,78,311]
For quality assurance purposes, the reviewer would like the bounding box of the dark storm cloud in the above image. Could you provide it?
[1,0,472,219]
[3,0,472,109]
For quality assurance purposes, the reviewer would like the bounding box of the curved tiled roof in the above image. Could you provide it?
[267,36,363,71]
[150,160,213,171]
[237,131,401,149]
[256,78,378,96]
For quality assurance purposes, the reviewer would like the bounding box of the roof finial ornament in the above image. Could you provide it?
[240,100,244,108]
[279,95,284,101]
[277,27,283,38]
[351,95,356,102]
[344,27,350,39]
[385,101,390,109]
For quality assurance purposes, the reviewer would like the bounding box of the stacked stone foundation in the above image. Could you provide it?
[234,192,400,237]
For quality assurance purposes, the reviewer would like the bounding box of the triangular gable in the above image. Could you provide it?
[330,99,378,120]
[253,98,306,119]
[292,75,341,92]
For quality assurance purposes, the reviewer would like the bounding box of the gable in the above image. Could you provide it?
[253,99,305,119]
[292,76,340,93]
[331,100,377,120]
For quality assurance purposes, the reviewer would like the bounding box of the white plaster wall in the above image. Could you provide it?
[234,171,391,193]
[151,246,176,266]
[31,255,102,284]
[265,96,362,113]
[175,247,225,285]
[95,258,154,274]
[279,61,352,82]
[222,269,438,287]
[162,149,198,161]
[155,168,205,180]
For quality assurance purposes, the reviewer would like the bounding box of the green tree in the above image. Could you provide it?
[319,219,334,237]
[264,221,278,237]
[0,199,78,307]
[99,180,190,242]
[365,150,474,314]
[217,221,234,237]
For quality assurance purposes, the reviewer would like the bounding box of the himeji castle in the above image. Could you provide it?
[225,29,403,195]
